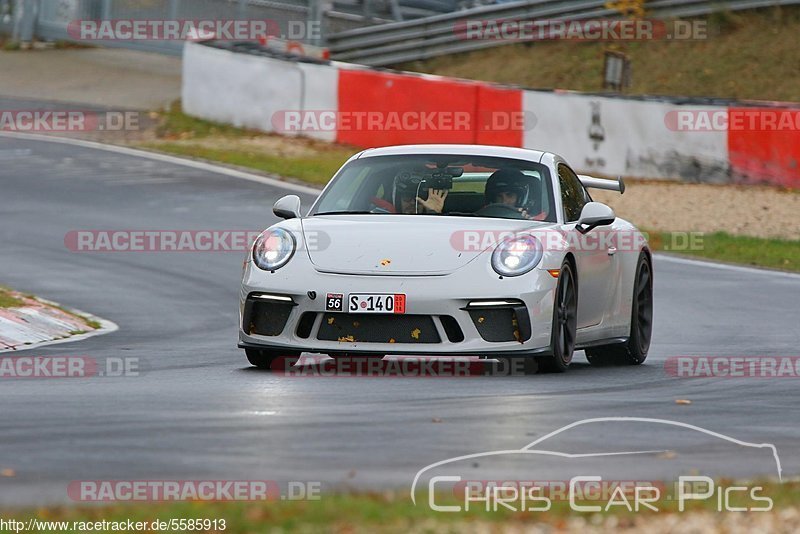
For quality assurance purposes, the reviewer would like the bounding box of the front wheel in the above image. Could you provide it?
[245,348,291,370]
[586,253,653,366]
[540,260,577,373]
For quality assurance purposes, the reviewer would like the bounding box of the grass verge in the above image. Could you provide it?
[141,102,354,186]
[1,481,796,532]
[398,6,800,102]
[0,287,25,308]
[647,231,800,272]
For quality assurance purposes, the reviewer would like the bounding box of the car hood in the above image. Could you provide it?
[300,215,554,275]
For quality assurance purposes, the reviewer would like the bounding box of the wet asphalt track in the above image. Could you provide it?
[1,132,799,506]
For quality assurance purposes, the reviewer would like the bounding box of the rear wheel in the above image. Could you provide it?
[586,253,653,366]
[540,260,577,373]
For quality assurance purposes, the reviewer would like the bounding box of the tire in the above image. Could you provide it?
[540,260,578,373]
[585,253,653,366]
[245,348,284,370]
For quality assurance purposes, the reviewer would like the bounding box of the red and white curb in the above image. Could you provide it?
[0,292,117,353]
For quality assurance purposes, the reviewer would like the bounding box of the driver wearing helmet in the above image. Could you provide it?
[371,171,448,214]
[483,168,546,220]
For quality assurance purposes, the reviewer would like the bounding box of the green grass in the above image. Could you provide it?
[141,142,347,186]
[1,481,796,532]
[647,231,800,272]
[142,102,355,186]
[0,288,25,308]
[399,7,800,102]
[155,101,254,140]
[2,40,21,52]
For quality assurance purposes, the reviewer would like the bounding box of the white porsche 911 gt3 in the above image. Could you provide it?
[239,144,653,372]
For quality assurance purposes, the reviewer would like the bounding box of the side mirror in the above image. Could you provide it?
[576,202,615,234]
[273,195,302,220]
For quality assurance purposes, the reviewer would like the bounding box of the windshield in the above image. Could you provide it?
[309,154,557,222]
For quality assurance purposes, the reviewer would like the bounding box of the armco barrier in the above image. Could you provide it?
[182,41,799,188]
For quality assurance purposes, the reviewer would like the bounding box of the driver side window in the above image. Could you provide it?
[558,164,588,222]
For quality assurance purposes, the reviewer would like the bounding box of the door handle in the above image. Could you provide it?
[608,247,617,256]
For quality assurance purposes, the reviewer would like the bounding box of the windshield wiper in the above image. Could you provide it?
[314,211,376,216]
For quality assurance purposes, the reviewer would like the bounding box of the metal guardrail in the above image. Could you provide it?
[328,0,800,65]
[9,0,396,53]
[7,0,461,52]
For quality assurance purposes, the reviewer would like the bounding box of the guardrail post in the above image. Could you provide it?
[308,0,332,46]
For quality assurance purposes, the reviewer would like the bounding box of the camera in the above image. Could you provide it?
[395,167,460,194]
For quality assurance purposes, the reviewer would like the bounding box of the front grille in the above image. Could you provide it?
[469,308,523,342]
[317,313,441,343]
[243,296,294,337]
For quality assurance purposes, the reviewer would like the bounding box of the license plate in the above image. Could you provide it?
[348,293,406,314]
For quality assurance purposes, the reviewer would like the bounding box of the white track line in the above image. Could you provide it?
[655,253,800,280]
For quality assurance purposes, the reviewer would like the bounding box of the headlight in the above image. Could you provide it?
[252,228,296,271]
[491,235,543,277]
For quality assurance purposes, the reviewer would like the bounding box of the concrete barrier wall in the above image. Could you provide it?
[183,42,338,142]
[183,41,799,188]
[522,92,730,183]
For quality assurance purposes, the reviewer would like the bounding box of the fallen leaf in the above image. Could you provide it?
[388,338,396,343]
[327,317,335,325]
[1,468,15,477]
[431,418,443,423]
[337,335,355,342]
[411,328,421,339]
[478,317,485,323]
[657,451,677,460]
[675,399,693,405]
[380,259,391,266]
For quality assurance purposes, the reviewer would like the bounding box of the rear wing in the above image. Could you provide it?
[578,175,625,194]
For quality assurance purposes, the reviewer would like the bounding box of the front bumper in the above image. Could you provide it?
[239,255,557,356]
